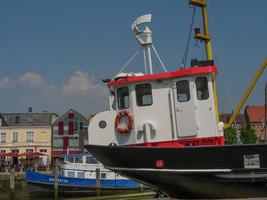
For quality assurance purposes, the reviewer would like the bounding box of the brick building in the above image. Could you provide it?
[244,105,266,140]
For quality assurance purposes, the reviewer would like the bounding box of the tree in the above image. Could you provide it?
[240,125,257,144]
[224,127,238,144]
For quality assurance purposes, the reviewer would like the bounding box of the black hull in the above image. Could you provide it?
[85,144,267,199]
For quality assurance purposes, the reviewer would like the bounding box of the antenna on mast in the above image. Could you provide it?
[132,14,153,74]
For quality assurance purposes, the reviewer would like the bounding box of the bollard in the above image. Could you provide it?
[10,168,15,190]
[54,158,59,199]
[96,168,100,196]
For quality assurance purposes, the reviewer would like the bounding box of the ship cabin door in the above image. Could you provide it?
[173,78,197,138]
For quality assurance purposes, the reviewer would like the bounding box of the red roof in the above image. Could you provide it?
[245,105,265,123]
[108,66,217,87]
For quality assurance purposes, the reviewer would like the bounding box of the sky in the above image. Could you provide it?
[0,0,266,116]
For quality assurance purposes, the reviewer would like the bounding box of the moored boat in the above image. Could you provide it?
[26,153,140,191]
[85,0,267,198]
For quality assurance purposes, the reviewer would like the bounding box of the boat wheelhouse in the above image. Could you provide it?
[90,65,224,147]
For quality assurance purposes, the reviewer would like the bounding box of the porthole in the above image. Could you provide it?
[99,120,107,129]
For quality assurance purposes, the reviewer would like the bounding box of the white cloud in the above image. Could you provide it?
[62,70,103,96]
[0,76,11,89]
[0,70,108,114]
[19,72,45,88]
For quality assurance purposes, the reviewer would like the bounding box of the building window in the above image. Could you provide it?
[0,133,6,143]
[26,132,34,142]
[176,80,190,102]
[28,116,33,124]
[196,77,209,100]
[12,132,18,143]
[135,83,153,106]
[77,172,85,178]
[117,86,130,110]
[69,137,79,148]
[53,137,63,148]
[79,122,84,130]
[15,116,20,124]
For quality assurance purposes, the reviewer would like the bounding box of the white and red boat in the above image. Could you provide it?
[85,0,267,198]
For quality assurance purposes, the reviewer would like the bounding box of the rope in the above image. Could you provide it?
[152,45,167,72]
[112,50,140,80]
[181,6,196,68]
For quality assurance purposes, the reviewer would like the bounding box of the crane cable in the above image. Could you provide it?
[181,6,196,68]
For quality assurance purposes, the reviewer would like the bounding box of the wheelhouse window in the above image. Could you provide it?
[86,156,98,164]
[196,77,209,100]
[117,86,130,110]
[135,83,153,106]
[176,80,190,102]
[77,172,85,178]
[67,171,75,178]
[101,173,107,179]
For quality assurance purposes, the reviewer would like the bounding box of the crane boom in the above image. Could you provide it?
[224,58,267,129]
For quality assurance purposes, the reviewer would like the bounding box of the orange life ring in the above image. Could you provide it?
[115,110,134,134]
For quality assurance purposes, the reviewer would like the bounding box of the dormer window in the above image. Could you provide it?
[196,77,209,100]
[117,86,129,110]
[15,116,20,124]
[28,116,33,124]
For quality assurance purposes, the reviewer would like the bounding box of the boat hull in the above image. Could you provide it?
[85,144,267,198]
[25,170,140,191]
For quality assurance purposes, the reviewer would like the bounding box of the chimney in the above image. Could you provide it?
[28,107,32,113]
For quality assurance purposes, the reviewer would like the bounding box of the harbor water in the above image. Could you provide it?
[0,176,154,200]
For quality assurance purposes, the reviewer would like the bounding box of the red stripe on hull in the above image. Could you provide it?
[126,136,224,147]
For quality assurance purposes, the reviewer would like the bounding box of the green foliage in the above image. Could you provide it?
[240,125,257,144]
[224,127,238,144]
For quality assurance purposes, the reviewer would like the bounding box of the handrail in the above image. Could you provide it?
[224,58,267,129]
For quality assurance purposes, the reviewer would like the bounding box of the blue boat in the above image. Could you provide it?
[25,154,140,191]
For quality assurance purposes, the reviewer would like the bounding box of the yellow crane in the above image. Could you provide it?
[189,0,267,129]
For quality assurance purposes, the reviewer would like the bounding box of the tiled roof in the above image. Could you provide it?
[245,105,265,123]
[1,112,58,127]
[52,108,88,125]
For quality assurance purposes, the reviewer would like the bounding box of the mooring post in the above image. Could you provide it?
[10,168,15,190]
[139,183,144,192]
[96,168,100,196]
[54,158,59,199]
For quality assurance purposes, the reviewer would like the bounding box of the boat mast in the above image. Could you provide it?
[132,14,153,74]
[189,0,220,122]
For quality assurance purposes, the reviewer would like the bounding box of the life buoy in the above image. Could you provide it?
[115,110,134,134]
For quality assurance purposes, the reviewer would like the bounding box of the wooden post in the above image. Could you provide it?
[139,183,144,192]
[54,158,59,199]
[10,168,15,190]
[96,168,100,196]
